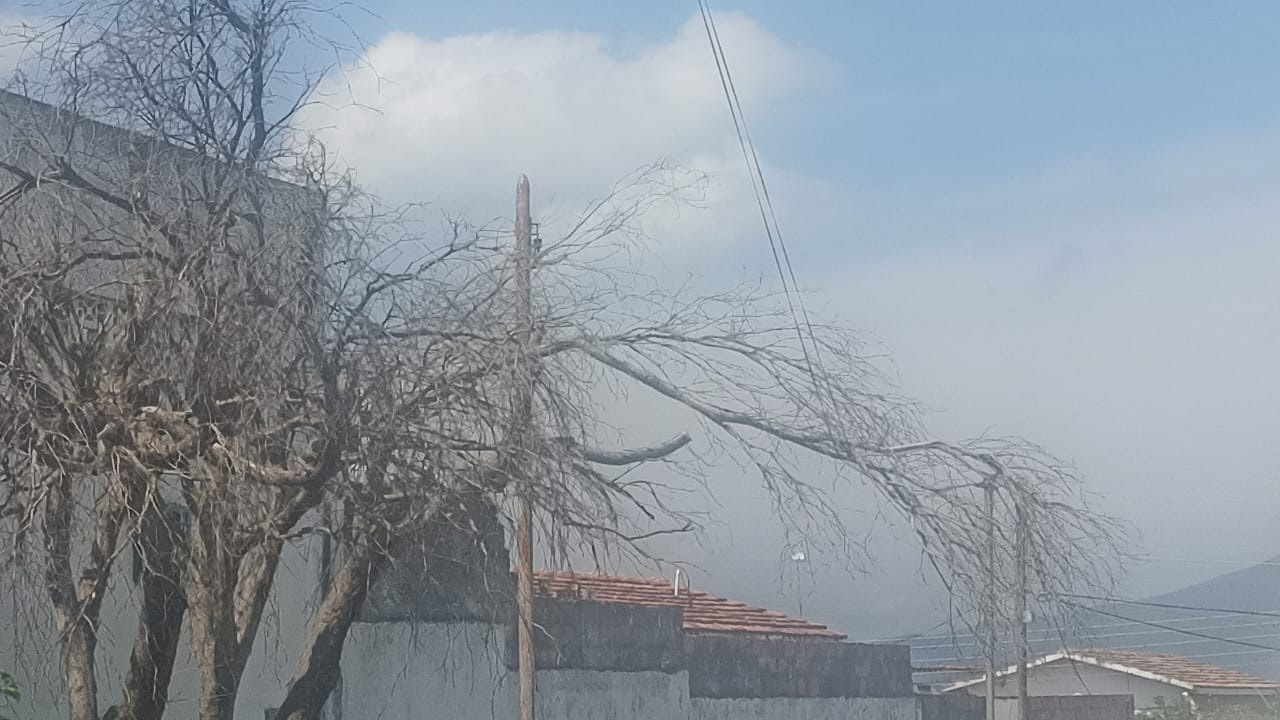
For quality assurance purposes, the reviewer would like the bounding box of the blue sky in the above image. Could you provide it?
[327,1,1280,218]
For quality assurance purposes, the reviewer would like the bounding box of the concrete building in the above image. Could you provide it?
[945,648,1280,715]
[340,565,922,720]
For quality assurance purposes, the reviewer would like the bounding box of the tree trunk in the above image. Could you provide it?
[45,473,97,720]
[61,618,101,720]
[188,585,241,720]
[233,538,283,673]
[186,500,244,720]
[186,505,289,720]
[44,471,126,720]
[274,528,388,720]
[118,504,188,720]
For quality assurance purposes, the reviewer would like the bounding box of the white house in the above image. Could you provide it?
[946,648,1280,714]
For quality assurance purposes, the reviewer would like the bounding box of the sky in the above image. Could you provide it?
[8,0,1280,638]
[284,1,1280,637]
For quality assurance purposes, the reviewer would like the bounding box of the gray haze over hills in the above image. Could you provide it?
[908,557,1280,680]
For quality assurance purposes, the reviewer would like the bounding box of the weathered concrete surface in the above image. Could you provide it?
[690,696,916,720]
[687,634,913,698]
[994,695,1134,720]
[920,693,985,720]
[341,622,511,720]
[1027,694,1134,720]
[341,621,691,720]
[504,598,684,673]
[537,668,690,720]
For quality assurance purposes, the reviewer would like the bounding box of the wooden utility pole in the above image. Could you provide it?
[1015,500,1030,720]
[514,175,536,720]
[984,481,997,720]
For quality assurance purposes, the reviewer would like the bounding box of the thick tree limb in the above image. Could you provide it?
[553,433,692,466]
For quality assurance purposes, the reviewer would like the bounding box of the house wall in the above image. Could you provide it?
[994,695,1135,720]
[965,660,1181,710]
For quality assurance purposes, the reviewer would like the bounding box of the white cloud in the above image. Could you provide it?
[298,13,817,256]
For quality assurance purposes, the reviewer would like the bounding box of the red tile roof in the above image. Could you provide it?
[532,570,846,640]
[1067,649,1280,690]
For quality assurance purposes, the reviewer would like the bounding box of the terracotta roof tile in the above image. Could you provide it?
[532,570,845,640]
[1068,649,1280,690]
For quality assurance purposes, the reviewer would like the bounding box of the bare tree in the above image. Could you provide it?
[0,3,1126,720]
[0,3,513,720]
[522,169,1127,644]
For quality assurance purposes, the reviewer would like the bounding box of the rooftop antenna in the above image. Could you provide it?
[673,568,691,598]
[789,546,808,616]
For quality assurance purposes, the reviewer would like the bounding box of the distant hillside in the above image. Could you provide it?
[1150,557,1280,610]
[910,558,1280,681]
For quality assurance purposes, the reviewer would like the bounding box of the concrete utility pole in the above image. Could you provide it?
[514,175,536,720]
[1015,500,1030,720]
[984,481,997,720]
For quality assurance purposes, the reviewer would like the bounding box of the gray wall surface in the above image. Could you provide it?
[503,599,684,673]
[967,659,1173,709]
[340,621,692,720]
[341,602,922,720]
[919,693,985,720]
[689,697,917,720]
[994,695,1135,720]
[686,634,913,698]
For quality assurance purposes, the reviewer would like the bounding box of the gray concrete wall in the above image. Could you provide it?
[536,668,691,720]
[919,693,985,720]
[689,697,917,720]
[686,634,913,699]
[504,599,684,673]
[340,621,692,720]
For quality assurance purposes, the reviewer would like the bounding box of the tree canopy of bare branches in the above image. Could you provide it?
[0,2,1126,720]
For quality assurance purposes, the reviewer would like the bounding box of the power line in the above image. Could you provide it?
[909,613,1280,646]
[1061,594,1280,620]
[1100,492,1280,507]
[907,590,1280,644]
[916,614,1280,648]
[1064,601,1280,653]
[695,0,831,410]
[1138,556,1280,568]
[878,619,952,644]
